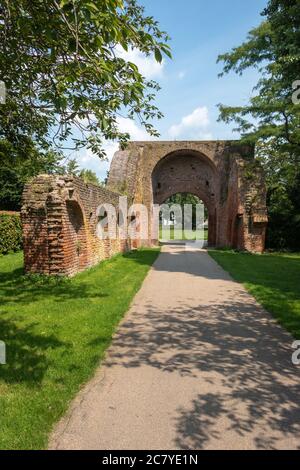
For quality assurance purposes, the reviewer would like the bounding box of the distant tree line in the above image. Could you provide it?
[0,139,102,210]
[164,193,208,230]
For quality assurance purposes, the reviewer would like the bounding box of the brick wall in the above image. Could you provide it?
[21,175,131,276]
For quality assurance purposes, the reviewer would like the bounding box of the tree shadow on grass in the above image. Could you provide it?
[0,267,108,308]
[210,251,300,292]
[0,249,158,309]
[0,249,159,388]
[0,316,71,387]
[209,251,300,338]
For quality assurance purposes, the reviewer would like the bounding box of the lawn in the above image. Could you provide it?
[159,226,208,241]
[209,250,300,339]
[0,248,160,450]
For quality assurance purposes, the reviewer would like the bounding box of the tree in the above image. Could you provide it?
[165,193,208,229]
[266,173,300,251]
[79,168,101,185]
[65,158,80,176]
[218,0,300,157]
[0,138,64,210]
[0,0,171,158]
[217,0,300,250]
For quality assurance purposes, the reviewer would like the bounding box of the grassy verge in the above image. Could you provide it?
[159,226,208,241]
[0,248,160,450]
[209,249,300,339]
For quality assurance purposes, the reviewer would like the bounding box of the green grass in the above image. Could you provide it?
[159,226,208,241]
[209,249,300,339]
[0,248,160,450]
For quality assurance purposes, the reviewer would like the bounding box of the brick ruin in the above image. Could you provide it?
[21,175,131,276]
[21,140,268,276]
[108,141,268,251]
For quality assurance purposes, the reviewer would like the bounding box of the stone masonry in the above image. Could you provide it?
[21,140,268,276]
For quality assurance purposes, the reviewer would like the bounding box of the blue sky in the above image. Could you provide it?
[75,0,268,179]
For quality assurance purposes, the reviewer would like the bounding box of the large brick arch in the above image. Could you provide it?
[108,140,268,252]
[151,149,218,245]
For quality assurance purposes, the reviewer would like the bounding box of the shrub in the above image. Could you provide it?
[0,213,23,254]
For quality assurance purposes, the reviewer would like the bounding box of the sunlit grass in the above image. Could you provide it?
[209,250,300,339]
[159,226,208,241]
[0,248,160,449]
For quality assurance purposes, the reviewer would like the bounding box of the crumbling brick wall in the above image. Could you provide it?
[21,175,130,276]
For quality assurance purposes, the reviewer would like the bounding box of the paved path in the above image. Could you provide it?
[50,245,300,450]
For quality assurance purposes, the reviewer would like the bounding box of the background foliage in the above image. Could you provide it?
[0,0,171,157]
[0,214,23,254]
[0,139,64,211]
[218,0,300,250]
[164,193,208,230]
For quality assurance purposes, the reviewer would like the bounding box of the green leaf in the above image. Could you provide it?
[154,47,163,63]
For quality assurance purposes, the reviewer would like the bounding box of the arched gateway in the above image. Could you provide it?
[108,140,268,252]
[21,140,267,276]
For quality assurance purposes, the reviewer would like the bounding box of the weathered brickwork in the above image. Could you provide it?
[21,140,267,276]
[21,175,131,276]
[108,140,268,253]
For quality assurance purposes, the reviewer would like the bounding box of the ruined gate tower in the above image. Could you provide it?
[107,140,268,252]
[21,140,268,276]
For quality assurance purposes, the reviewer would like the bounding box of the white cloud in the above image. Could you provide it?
[116,46,164,79]
[75,141,118,181]
[116,116,150,141]
[75,117,152,180]
[168,106,211,139]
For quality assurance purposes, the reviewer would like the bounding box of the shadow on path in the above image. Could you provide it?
[106,298,300,449]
